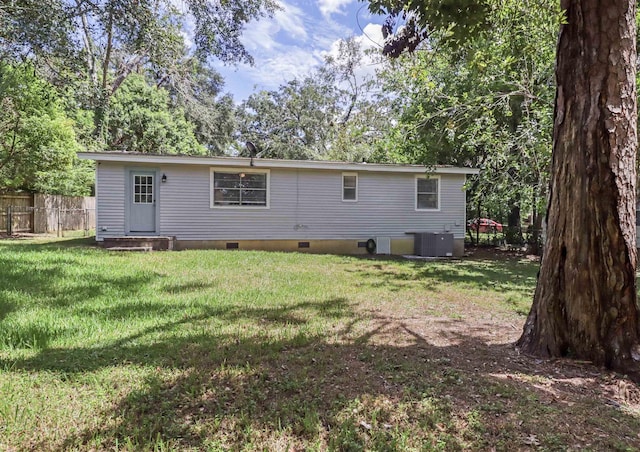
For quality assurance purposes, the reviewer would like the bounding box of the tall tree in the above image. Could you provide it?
[324,38,393,162]
[517,0,639,372]
[237,72,341,160]
[0,63,92,195]
[0,0,276,140]
[107,74,206,155]
[368,0,640,374]
[157,59,236,155]
[372,1,556,248]
[237,39,390,161]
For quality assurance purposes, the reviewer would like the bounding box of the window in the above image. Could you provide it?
[133,174,154,204]
[416,176,439,210]
[211,170,269,207]
[343,173,358,201]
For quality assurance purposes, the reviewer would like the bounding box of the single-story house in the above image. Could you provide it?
[79,152,479,255]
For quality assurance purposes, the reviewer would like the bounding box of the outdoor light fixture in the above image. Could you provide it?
[161,174,167,183]
[239,173,246,178]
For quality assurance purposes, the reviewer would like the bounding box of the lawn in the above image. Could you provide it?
[0,238,638,451]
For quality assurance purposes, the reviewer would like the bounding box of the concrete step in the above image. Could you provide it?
[105,246,152,252]
[102,236,175,251]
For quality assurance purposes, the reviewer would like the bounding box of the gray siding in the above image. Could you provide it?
[96,163,126,240]
[96,162,468,241]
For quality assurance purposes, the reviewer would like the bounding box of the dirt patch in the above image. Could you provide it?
[351,296,640,450]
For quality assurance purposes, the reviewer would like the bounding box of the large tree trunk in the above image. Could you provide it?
[517,0,640,373]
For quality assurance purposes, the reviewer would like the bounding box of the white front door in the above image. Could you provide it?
[129,171,156,233]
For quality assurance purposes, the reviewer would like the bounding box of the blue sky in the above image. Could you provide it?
[212,0,386,101]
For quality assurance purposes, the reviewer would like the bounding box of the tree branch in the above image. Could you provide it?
[110,52,148,95]
[101,8,113,93]
[76,0,97,86]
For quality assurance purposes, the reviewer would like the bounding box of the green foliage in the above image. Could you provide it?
[0,0,75,61]
[368,0,491,56]
[324,39,394,162]
[0,0,274,187]
[372,0,559,222]
[159,60,236,155]
[237,39,392,162]
[0,0,274,146]
[237,73,341,159]
[0,64,91,195]
[107,75,205,155]
[0,0,278,66]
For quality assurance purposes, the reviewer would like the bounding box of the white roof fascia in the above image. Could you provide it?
[78,152,480,175]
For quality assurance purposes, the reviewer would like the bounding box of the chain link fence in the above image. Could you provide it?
[465,225,544,254]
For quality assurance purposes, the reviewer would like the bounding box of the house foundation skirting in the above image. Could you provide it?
[102,236,175,251]
[173,238,465,256]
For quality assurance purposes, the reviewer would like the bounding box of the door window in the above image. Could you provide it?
[133,175,154,204]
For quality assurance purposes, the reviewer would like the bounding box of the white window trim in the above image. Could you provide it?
[132,173,154,204]
[415,175,441,211]
[342,172,358,202]
[210,168,270,209]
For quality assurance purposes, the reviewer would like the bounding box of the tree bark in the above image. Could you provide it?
[77,2,97,86]
[528,201,544,256]
[507,202,523,245]
[94,8,113,141]
[517,0,640,373]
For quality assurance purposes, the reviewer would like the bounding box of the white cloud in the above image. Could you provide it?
[354,24,386,86]
[242,1,308,52]
[274,4,308,39]
[242,19,282,52]
[307,17,353,50]
[357,22,385,50]
[324,22,384,56]
[317,0,355,17]
[243,47,325,89]
[321,22,385,85]
[214,3,386,101]
[180,30,194,50]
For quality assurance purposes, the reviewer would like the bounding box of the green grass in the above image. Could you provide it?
[0,237,638,451]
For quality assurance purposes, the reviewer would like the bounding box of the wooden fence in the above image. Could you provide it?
[0,192,95,235]
[0,193,33,233]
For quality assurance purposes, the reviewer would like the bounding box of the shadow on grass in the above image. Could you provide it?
[0,241,159,348]
[4,298,351,372]
[0,298,15,322]
[0,237,112,288]
[0,245,637,449]
[0,236,98,250]
[0,253,155,308]
[345,255,538,297]
[4,298,639,451]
